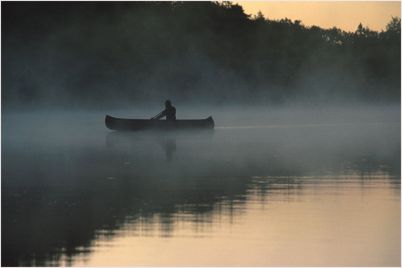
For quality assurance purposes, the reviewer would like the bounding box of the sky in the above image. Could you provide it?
[238,1,401,32]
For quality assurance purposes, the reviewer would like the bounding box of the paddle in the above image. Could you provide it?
[150,111,163,120]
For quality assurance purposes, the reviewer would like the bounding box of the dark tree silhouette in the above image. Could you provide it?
[2,2,400,108]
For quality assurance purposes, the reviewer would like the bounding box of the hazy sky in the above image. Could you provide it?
[238,1,401,32]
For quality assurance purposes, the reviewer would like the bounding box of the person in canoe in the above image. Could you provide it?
[152,100,176,121]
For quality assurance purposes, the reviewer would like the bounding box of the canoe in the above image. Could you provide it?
[105,115,215,131]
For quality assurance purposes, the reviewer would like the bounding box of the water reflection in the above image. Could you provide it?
[2,119,400,266]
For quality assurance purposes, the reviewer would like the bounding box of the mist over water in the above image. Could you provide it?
[2,105,400,266]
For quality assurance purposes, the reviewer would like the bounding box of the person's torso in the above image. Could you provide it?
[166,106,176,120]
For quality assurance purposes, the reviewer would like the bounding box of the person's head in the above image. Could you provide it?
[165,100,172,108]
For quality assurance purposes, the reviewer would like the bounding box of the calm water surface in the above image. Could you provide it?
[2,107,400,266]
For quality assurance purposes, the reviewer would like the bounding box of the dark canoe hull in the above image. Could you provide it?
[105,115,215,131]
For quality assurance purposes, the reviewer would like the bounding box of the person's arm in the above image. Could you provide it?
[154,110,166,120]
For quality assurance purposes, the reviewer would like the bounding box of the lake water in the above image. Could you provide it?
[2,106,401,266]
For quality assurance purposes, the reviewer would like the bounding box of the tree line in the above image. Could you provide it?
[2,1,401,108]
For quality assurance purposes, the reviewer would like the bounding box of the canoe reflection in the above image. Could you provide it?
[106,129,214,163]
[163,138,176,162]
